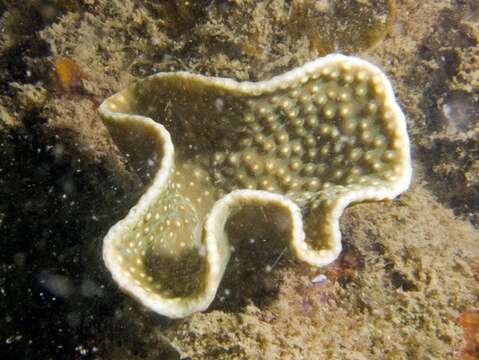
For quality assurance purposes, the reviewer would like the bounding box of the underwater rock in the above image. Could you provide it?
[99,54,411,318]
[412,4,479,219]
[288,0,395,54]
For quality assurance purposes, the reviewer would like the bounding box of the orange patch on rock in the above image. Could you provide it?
[458,311,479,360]
[54,57,83,92]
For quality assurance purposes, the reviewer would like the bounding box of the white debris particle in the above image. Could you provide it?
[215,98,224,112]
[312,274,327,284]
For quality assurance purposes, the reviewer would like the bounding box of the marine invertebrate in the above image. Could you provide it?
[99,54,412,318]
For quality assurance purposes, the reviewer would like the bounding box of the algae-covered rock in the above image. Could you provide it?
[288,0,395,55]
[409,4,479,219]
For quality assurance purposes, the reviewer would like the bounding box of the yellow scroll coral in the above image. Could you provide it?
[99,54,412,318]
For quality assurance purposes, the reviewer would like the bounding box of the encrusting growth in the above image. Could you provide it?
[99,54,412,318]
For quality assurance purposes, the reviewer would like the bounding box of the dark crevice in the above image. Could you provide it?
[391,271,418,292]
